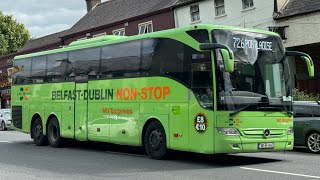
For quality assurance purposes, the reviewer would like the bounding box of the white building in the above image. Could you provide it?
[174,0,276,31]
[174,0,319,94]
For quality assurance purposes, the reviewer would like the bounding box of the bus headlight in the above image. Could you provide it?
[287,127,294,135]
[218,128,240,136]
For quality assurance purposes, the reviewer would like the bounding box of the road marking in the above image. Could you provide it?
[0,141,13,143]
[241,167,320,179]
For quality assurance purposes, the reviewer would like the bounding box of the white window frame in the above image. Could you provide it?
[138,21,153,34]
[190,4,200,22]
[242,0,254,10]
[93,32,106,38]
[77,37,88,41]
[112,28,125,36]
[214,0,225,17]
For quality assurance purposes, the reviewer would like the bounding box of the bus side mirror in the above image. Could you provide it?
[286,51,314,77]
[200,43,235,73]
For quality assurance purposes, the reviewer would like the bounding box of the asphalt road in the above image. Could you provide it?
[0,130,319,180]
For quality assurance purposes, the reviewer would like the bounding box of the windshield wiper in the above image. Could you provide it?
[257,106,293,116]
[229,104,254,117]
[229,94,270,117]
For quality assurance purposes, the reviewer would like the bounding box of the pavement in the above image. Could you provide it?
[0,130,319,180]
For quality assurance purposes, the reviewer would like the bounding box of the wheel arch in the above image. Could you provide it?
[30,113,42,138]
[46,114,60,132]
[141,118,166,149]
[305,129,320,146]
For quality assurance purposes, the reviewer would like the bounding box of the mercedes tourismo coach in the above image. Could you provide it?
[11,25,314,159]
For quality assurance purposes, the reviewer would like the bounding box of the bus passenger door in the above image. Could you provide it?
[74,83,88,141]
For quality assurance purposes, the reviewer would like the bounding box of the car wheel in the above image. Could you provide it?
[47,118,62,148]
[144,121,167,160]
[306,132,320,153]
[32,118,47,146]
[0,121,6,131]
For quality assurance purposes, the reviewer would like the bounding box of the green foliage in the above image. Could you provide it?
[292,88,320,101]
[0,11,30,56]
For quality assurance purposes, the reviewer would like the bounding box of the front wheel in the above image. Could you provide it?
[47,118,62,148]
[307,132,320,153]
[144,121,167,160]
[0,121,6,131]
[32,118,47,146]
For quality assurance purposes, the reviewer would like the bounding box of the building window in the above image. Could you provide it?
[113,28,125,36]
[138,21,153,34]
[93,32,106,38]
[268,26,289,40]
[77,37,88,41]
[190,5,200,22]
[215,0,225,16]
[7,67,13,84]
[242,0,254,9]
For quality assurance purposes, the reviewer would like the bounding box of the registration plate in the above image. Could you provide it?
[258,142,274,149]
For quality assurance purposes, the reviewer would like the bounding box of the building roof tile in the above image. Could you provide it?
[65,0,178,37]
[276,0,320,19]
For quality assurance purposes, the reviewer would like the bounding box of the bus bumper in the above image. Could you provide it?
[214,131,294,154]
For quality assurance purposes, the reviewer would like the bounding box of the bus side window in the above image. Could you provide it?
[46,52,69,83]
[69,47,100,81]
[13,58,32,85]
[101,40,141,79]
[142,38,190,85]
[31,55,47,83]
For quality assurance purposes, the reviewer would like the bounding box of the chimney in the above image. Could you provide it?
[86,0,101,12]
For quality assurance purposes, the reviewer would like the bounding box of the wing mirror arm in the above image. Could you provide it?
[286,51,314,77]
[199,43,235,73]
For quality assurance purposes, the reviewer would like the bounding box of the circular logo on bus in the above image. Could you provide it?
[194,113,208,133]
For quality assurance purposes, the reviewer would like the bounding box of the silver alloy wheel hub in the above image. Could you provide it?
[307,133,320,153]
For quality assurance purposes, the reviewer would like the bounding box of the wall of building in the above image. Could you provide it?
[63,11,175,45]
[276,12,320,48]
[175,0,276,30]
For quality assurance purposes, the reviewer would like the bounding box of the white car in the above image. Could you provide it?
[0,109,11,131]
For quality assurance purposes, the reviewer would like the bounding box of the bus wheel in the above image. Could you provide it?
[32,118,47,146]
[144,121,167,160]
[47,118,62,148]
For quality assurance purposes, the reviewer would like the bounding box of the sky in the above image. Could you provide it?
[0,0,108,38]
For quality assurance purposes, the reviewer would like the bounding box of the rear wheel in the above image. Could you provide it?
[306,132,320,153]
[0,121,6,131]
[32,118,47,146]
[144,121,167,160]
[47,118,62,148]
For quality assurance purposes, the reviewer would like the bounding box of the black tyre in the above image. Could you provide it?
[144,121,167,160]
[306,132,320,153]
[47,118,62,148]
[0,121,6,131]
[32,118,47,146]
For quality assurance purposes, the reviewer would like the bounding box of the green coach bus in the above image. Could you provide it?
[11,24,314,159]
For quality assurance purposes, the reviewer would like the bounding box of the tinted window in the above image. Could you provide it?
[187,29,210,43]
[13,58,32,84]
[46,52,69,82]
[101,41,141,78]
[293,105,313,117]
[69,47,100,81]
[142,38,191,85]
[314,107,320,117]
[31,55,46,83]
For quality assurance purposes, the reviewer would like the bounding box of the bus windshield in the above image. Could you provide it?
[213,30,292,112]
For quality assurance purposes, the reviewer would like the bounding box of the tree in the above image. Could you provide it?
[0,11,30,56]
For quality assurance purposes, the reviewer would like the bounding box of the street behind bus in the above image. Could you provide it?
[0,130,319,180]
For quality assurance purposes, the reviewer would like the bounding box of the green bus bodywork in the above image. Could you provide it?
[12,24,299,157]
